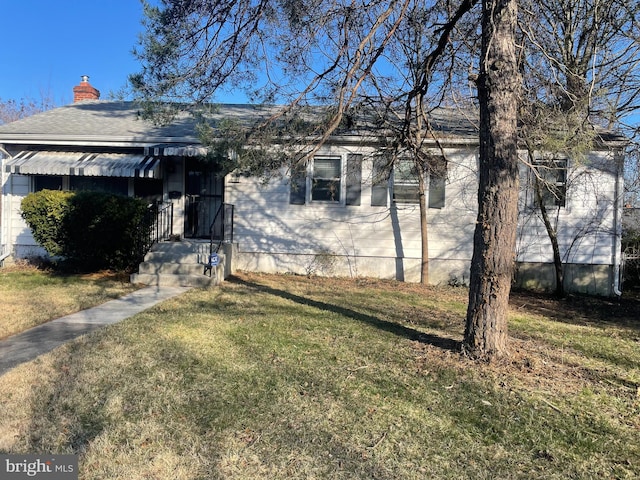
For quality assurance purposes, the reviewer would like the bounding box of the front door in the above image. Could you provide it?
[184,158,224,239]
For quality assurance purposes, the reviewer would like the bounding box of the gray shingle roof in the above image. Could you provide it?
[0,101,183,143]
[0,100,623,150]
[0,100,482,148]
[0,101,284,146]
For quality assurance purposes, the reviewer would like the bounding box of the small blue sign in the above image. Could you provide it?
[208,253,219,267]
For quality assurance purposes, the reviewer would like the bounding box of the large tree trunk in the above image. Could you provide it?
[464,0,520,359]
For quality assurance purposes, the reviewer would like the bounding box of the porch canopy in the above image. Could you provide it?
[4,151,162,178]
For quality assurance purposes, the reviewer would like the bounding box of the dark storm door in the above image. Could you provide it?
[184,160,224,239]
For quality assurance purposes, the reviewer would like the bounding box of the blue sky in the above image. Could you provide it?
[1,0,146,105]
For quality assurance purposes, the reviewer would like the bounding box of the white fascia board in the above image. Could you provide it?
[0,134,202,148]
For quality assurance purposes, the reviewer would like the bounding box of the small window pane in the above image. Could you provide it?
[312,179,341,201]
[134,178,163,202]
[33,176,63,192]
[70,176,128,196]
[314,158,341,178]
[393,185,420,204]
[428,174,445,209]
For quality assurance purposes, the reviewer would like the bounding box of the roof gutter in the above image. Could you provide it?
[0,134,203,148]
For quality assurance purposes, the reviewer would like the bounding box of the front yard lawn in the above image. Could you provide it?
[0,265,139,339]
[0,272,638,479]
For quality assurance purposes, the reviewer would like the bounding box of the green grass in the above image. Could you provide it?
[0,272,638,479]
[0,265,139,339]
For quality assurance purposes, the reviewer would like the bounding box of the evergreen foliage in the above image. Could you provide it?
[20,189,73,257]
[21,190,149,272]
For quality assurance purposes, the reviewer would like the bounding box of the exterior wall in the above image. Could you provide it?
[515,150,620,295]
[226,145,479,283]
[516,151,618,265]
[1,139,621,296]
[227,145,621,295]
[515,262,614,296]
[2,173,47,260]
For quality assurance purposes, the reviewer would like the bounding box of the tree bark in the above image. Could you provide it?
[464,0,520,359]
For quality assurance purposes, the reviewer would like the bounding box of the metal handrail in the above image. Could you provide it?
[134,201,174,264]
[209,203,234,255]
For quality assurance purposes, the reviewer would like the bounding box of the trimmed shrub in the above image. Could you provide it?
[20,189,73,257]
[21,190,150,272]
[61,191,150,272]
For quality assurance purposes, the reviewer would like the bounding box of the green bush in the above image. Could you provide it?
[20,189,73,257]
[21,190,150,272]
[61,191,150,272]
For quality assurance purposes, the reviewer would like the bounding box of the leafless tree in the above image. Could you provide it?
[0,95,55,125]
[516,0,638,295]
[132,0,525,359]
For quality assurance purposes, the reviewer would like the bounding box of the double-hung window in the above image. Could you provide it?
[391,157,446,208]
[392,160,420,204]
[532,157,567,208]
[291,155,362,205]
[312,157,342,202]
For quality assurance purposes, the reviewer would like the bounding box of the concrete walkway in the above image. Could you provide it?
[0,286,191,376]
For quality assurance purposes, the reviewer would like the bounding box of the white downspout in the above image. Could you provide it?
[612,150,623,296]
[0,145,11,264]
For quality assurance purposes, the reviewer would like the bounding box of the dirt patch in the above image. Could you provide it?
[510,288,640,330]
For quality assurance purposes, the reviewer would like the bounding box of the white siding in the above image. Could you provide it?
[516,151,618,266]
[227,148,479,283]
[227,146,620,294]
[2,174,46,259]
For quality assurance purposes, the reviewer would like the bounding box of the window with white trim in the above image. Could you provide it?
[312,157,342,202]
[532,158,567,208]
[391,157,446,208]
[392,160,420,204]
[291,155,362,206]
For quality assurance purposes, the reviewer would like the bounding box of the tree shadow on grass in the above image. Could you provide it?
[230,276,462,353]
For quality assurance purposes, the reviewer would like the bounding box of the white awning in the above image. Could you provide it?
[4,151,162,178]
[144,144,208,157]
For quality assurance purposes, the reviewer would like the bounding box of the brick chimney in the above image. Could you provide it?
[73,75,100,102]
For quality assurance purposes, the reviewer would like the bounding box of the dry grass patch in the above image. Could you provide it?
[0,272,638,479]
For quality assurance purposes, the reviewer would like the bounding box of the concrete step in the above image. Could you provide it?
[143,241,215,264]
[138,261,214,276]
[131,241,225,288]
[151,241,210,254]
[130,271,222,288]
[143,251,205,264]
